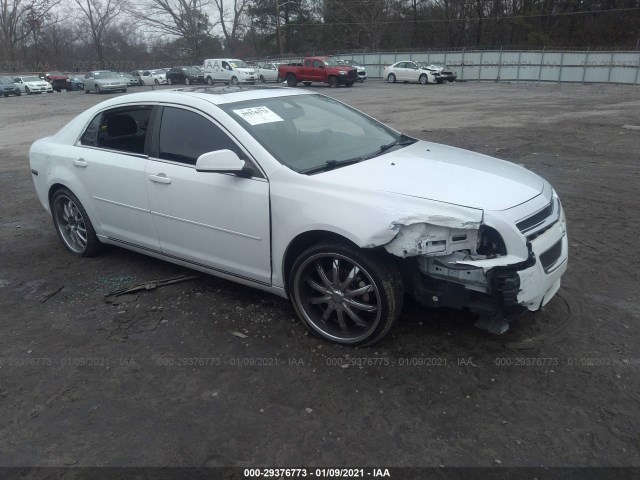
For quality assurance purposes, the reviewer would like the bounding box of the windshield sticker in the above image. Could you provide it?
[233,106,284,125]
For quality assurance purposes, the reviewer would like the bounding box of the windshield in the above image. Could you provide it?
[228,60,248,68]
[323,58,339,67]
[94,71,119,79]
[23,76,41,82]
[221,94,406,174]
[150,70,164,75]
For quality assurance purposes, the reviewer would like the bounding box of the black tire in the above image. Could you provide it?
[328,76,338,88]
[85,88,90,94]
[25,87,31,94]
[168,77,173,85]
[387,73,396,83]
[230,76,239,85]
[346,82,354,87]
[154,78,160,85]
[286,74,297,87]
[259,75,266,83]
[15,91,21,96]
[96,84,101,94]
[289,242,403,346]
[303,81,311,87]
[51,188,101,257]
[419,74,428,84]
[207,77,213,85]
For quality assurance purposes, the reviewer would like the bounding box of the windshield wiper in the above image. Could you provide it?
[365,134,417,159]
[300,158,363,175]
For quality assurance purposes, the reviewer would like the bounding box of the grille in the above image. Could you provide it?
[540,239,563,272]
[517,201,553,233]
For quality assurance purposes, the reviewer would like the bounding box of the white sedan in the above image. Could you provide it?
[14,75,53,94]
[258,63,281,83]
[131,69,167,86]
[383,61,438,84]
[29,87,568,346]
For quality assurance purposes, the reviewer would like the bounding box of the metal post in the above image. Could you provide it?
[427,49,431,63]
[559,51,564,83]
[461,48,465,80]
[538,47,545,85]
[582,48,589,84]
[497,47,503,81]
[635,52,640,85]
[444,50,447,67]
[607,52,614,83]
[379,52,382,79]
[479,50,484,81]
[516,50,522,83]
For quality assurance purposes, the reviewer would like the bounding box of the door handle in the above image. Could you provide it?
[149,173,171,184]
[73,158,87,167]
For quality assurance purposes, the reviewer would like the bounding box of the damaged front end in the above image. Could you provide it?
[381,198,568,334]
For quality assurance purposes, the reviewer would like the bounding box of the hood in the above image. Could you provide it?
[235,67,256,74]
[25,81,50,86]
[318,140,545,211]
[96,78,125,84]
[47,74,68,80]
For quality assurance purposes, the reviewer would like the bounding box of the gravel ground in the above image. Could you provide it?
[0,81,639,468]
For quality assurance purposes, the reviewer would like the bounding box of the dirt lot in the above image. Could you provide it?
[0,81,639,468]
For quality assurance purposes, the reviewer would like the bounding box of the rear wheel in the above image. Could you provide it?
[328,76,338,88]
[259,75,266,83]
[286,74,297,87]
[51,188,101,257]
[419,74,428,84]
[387,73,396,83]
[289,243,403,346]
[25,87,31,94]
[207,77,213,85]
[231,76,239,85]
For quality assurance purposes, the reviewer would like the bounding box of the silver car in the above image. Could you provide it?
[84,70,127,94]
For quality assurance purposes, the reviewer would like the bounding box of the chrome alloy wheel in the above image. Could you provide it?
[53,195,88,253]
[293,253,382,343]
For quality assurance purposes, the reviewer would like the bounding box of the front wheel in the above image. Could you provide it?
[25,87,31,94]
[96,84,101,94]
[289,243,403,346]
[51,188,101,257]
[387,73,396,83]
[286,74,297,87]
[230,76,239,85]
[259,75,266,83]
[419,74,428,85]
[207,77,213,85]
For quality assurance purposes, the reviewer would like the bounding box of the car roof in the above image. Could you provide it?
[94,85,317,108]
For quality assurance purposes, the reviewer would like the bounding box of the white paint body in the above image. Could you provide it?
[13,76,53,93]
[29,88,567,317]
[203,59,257,84]
[383,61,438,84]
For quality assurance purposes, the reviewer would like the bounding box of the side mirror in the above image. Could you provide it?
[196,149,248,175]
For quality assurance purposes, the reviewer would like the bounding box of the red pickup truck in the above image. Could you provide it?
[278,57,358,88]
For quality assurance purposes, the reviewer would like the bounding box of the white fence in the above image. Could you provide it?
[329,49,640,84]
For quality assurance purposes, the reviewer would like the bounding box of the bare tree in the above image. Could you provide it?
[73,0,126,66]
[132,0,215,60]
[0,0,60,65]
[213,0,251,54]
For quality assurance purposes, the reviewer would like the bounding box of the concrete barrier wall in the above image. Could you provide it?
[327,50,640,84]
